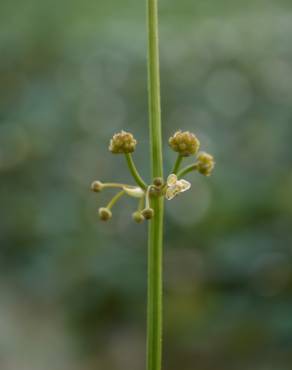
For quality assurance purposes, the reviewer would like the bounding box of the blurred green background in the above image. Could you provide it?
[1,1,292,369]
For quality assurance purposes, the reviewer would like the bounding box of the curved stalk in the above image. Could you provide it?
[146,1,164,370]
[138,195,145,211]
[106,190,126,209]
[177,163,198,179]
[125,153,147,190]
[171,154,183,174]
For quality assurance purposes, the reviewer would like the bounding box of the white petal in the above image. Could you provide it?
[123,186,144,198]
[165,187,176,200]
[178,179,191,192]
[167,174,178,186]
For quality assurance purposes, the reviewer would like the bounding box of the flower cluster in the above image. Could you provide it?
[91,129,215,221]
[169,130,200,157]
[109,130,137,154]
[196,151,215,176]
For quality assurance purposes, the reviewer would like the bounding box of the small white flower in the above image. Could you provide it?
[165,174,191,200]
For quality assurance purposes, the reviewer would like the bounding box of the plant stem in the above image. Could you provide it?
[177,163,198,178]
[146,1,164,370]
[138,195,145,211]
[145,186,151,209]
[147,196,163,370]
[125,153,147,190]
[106,190,125,209]
[171,154,183,174]
[102,182,132,189]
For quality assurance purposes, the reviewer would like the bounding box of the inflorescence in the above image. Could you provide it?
[91,130,215,222]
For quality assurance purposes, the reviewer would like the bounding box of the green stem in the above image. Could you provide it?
[145,186,151,209]
[125,153,147,190]
[146,1,164,370]
[177,163,198,179]
[106,190,125,209]
[147,196,163,370]
[171,154,183,174]
[103,182,133,189]
[138,195,145,211]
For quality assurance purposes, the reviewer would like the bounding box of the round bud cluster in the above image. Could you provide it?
[98,207,112,221]
[132,211,145,223]
[142,208,154,220]
[196,152,215,176]
[169,130,200,157]
[109,130,137,154]
[91,181,104,192]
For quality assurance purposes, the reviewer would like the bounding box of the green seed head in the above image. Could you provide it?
[98,207,112,221]
[169,130,200,157]
[132,211,145,223]
[109,130,137,154]
[91,181,104,192]
[196,151,215,176]
[142,208,154,220]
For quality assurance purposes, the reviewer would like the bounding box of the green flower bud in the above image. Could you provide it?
[153,177,164,188]
[142,208,154,220]
[109,130,137,154]
[169,130,200,157]
[132,211,145,223]
[98,207,112,221]
[91,181,104,192]
[196,152,215,176]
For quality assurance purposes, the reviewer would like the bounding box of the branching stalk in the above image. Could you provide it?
[125,153,147,190]
[177,163,198,178]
